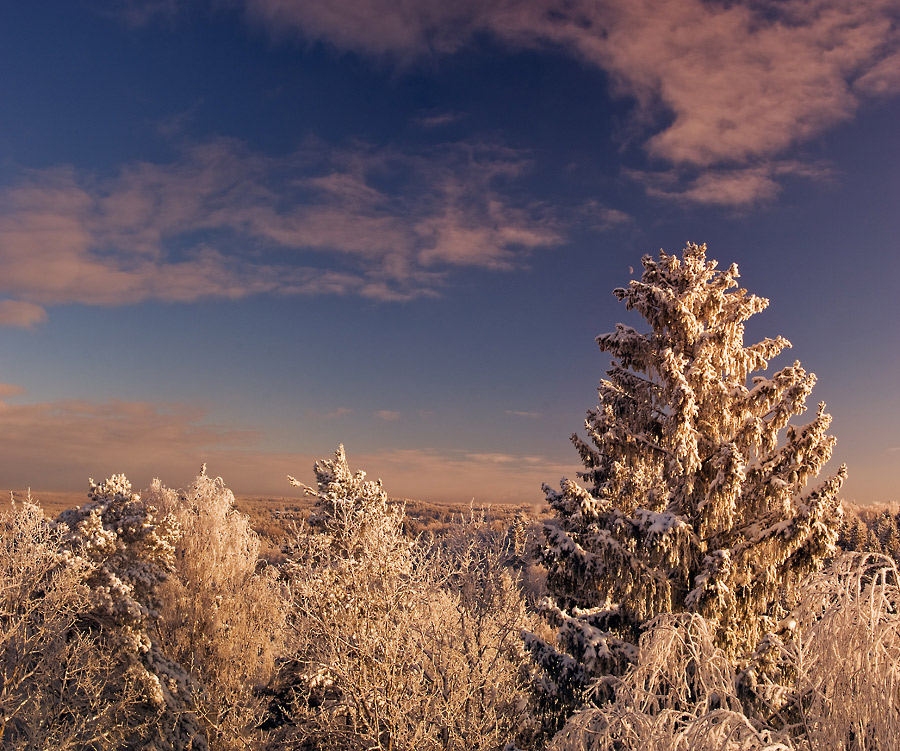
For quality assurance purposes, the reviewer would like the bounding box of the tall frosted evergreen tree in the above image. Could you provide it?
[527,243,845,715]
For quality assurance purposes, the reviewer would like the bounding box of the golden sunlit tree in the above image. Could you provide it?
[526,243,845,724]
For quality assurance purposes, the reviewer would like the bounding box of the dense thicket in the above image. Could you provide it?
[1,451,537,750]
[838,505,900,562]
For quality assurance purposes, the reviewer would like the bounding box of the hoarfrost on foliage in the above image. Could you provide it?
[551,553,900,751]
[528,243,844,731]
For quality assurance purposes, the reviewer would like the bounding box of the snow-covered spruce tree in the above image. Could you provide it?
[526,243,845,721]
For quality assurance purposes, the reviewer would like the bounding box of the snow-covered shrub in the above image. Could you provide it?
[0,498,122,750]
[528,244,845,726]
[419,507,540,749]
[746,552,900,749]
[56,476,206,749]
[150,467,288,751]
[550,552,900,751]
[550,612,784,751]
[272,446,534,750]
[1,479,206,750]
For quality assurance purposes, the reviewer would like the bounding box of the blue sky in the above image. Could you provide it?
[0,0,898,504]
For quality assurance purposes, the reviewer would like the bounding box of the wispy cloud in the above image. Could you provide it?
[319,407,352,420]
[344,446,580,503]
[0,138,562,323]
[240,0,900,203]
[0,391,264,490]
[577,201,633,231]
[631,161,835,207]
[415,111,465,129]
[375,410,401,422]
[102,0,186,27]
[506,410,541,418]
[0,383,26,399]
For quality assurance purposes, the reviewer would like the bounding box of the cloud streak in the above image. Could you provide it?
[0,387,575,503]
[0,138,562,322]
[630,160,835,207]
[0,390,262,490]
[241,0,900,203]
[345,445,579,504]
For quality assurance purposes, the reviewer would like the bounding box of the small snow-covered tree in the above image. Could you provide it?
[52,475,207,750]
[273,446,534,750]
[527,244,845,721]
[0,498,122,750]
[288,444,407,561]
[150,467,288,751]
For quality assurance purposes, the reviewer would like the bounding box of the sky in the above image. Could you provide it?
[0,0,898,506]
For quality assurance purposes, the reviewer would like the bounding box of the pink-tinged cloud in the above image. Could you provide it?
[0,139,563,320]
[0,300,47,329]
[855,49,900,97]
[415,111,465,129]
[106,0,184,27]
[0,390,321,498]
[375,410,401,422]
[0,388,576,503]
[242,0,900,201]
[0,393,265,491]
[577,202,632,232]
[630,161,834,207]
[319,407,353,419]
[335,445,581,504]
[506,410,540,418]
[0,383,26,399]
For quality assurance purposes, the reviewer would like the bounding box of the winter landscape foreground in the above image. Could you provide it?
[2,245,899,750]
